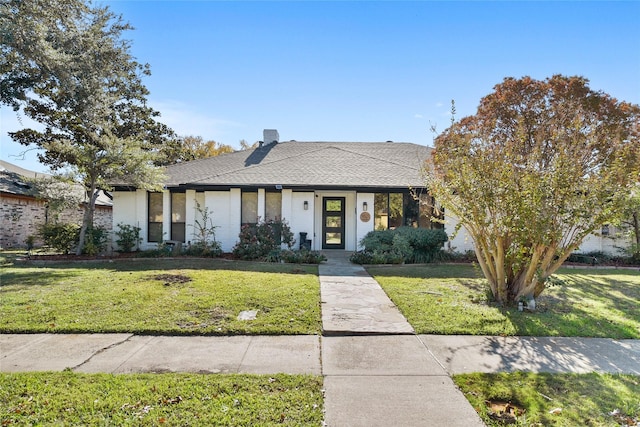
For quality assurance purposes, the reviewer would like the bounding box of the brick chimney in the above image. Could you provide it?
[263,129,279,146]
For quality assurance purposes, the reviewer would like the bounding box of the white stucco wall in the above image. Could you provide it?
[356,193,375,250]
[289,192,315,249]
[204,190,237,252]
[444,212,630,256]
[112,190,148,250]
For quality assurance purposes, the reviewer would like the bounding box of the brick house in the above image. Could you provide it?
[0,160,112,249]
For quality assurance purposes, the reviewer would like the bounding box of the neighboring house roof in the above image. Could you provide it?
[0,160,112,207]
[162,141,432,190]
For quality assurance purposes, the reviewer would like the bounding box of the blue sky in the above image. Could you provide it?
[2,1,639,173]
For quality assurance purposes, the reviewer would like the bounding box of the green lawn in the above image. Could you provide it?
[0,372,323,426]
[453,372,639,426]
[368,264,640,338]
[0,258,321,335]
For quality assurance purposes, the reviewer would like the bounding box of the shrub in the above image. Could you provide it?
[183,240,223,257]
[114,223,142,252]
[136,241,172,258]
[232,218,294,261]
[434,249,477,263]
[38,222,80,254]
[352,227,448,264]
[280,249,327,264]
[82,226,108,255]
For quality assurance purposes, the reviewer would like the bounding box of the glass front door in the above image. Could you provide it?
[322,197,345,249]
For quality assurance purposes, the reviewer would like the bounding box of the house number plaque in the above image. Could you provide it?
[359,212,371,222]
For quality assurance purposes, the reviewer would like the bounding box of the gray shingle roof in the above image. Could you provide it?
[0,160,112,206]
[165,141,432,189]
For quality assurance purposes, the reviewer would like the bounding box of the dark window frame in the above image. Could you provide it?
[170,192,186,242]
[148,192,163,243]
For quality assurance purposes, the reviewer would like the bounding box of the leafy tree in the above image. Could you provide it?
[1,0,89,108]
[2,0,172,254]
[428,75,640,305]
[160,135,235,164]
[27,174,83,221]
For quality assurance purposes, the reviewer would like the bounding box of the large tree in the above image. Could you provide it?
[159,135,235,164]
[428,75,640,305]
[1,0,173,254]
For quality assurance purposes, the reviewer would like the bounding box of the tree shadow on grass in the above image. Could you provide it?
[426,335,640,375]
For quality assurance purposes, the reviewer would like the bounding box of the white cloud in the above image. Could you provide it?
[413,113,423,119]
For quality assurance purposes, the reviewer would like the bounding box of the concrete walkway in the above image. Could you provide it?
[2,252,639,426]
[319,250,414,335]
[319,251,483,426]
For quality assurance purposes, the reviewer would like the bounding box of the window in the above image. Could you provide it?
[373,191,442,230]
[171,192,186,242]
[374,193,388,230]
[374,193,403,229]
[388,193,403,229]
[404,193,420,227]
[241,191,258,225]
[265,191,282,221]
[148,192,163,242]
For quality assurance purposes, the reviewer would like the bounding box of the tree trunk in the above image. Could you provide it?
[75,184,99,255]
[633,211,640,250]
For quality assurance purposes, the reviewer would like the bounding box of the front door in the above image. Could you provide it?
[322,197,345,249]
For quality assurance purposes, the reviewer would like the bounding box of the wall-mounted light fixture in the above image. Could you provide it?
[304,201,309,210]
[363,201,368,211]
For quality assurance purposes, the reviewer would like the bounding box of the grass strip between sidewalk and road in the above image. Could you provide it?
[453,372,640,427]
[0,372,324,426]
[368,264,640,338]
[0,258,321,335]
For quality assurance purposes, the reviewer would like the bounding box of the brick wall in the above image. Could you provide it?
[0,194,112,249]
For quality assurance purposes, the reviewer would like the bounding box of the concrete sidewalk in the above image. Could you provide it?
[3,334,637,376]
[0,334,320,374]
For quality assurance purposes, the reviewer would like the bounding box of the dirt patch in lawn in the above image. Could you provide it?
[151,273,192,285]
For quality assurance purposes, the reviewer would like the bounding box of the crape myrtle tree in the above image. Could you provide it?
[1,0,173,254]
[428,75,640,305]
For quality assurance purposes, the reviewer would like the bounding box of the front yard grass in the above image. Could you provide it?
[0,258,321,335]
[453,372,639,426]
[0,372,323,426]
[368,264,640,338]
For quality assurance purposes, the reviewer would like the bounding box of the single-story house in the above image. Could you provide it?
[0,160,112,249]
[112,130,443,252]
[111,129,630,256]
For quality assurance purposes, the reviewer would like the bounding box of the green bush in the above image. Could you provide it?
[232,219,294,261]
[136,242,172,258]
[38,222,80,254]
[280,249,327,264]
[352,227,447,264]
[566,250,640,266]
[114,223,142,252]
[183,241,223,257]
[82,226,108,255]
